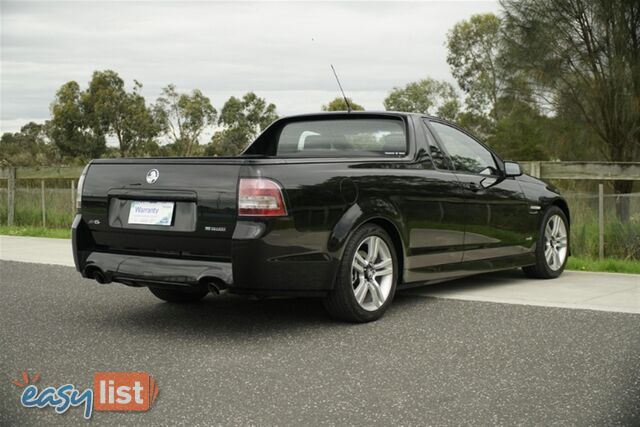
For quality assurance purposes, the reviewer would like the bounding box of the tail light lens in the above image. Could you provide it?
[238,178,287,217]
[76,164,90,211]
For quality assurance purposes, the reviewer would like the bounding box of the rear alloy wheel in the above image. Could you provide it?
[523,206,569,279]
[352,236,394,311]
[323,224,398,322]
[148,286,209,303]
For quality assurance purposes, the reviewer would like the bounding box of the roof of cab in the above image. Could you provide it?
[276,111,424,120]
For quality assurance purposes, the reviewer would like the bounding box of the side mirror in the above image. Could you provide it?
[429,145,445,160]
[504,161,523,177]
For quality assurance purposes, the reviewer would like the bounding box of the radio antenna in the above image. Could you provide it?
[330,64,352,112]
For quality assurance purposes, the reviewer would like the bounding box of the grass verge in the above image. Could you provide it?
[567,256,640,274]
[0,225,71,239]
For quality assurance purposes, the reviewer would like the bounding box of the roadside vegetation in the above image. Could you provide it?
[0,226,70,239]
[567,258,640,275]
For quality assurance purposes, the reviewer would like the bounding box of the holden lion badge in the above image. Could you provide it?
[146,169,159,184]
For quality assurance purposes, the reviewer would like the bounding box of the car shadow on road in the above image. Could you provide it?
[88,269,528,338]
[90,290,439,338]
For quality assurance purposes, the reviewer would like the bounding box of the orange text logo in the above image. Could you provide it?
[93,372,159,412]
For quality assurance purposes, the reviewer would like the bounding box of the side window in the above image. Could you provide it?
[430,122,497,175]
[422,120,450,170]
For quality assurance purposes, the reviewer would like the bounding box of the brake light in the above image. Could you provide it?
[76,164,90,211]
[238,178,287,217]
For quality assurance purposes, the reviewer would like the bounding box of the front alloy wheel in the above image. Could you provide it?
[523,206,569,279]
[323,224,398,322]
[544,214,568,271]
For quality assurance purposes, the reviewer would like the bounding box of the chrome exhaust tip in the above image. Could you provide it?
[204,279,227,295]
[84,266,111,284]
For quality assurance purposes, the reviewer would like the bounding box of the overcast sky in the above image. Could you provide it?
[1,0,500,133]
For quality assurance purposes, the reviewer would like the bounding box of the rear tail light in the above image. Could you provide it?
[238,178,287,217]
[76,164,90,211]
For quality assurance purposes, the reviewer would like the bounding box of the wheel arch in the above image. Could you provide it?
[546,198,571,256]
[551,198,571,226]
[328,203,407,285]
[365,217,406,285]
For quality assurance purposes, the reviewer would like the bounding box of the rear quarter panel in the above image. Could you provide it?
[235,159,449,290]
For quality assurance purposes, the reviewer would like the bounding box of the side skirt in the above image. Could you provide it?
[399,253,535,289]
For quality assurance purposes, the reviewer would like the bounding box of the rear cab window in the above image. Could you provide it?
[247,117,408,158]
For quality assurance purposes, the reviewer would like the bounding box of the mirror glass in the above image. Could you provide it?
[504,161,522,177]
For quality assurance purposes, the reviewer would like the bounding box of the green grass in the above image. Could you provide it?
[0,225,71,239]
[567,256,640,274]
[570,221,639,262]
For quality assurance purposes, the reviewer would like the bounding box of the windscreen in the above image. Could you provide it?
[275,118,407,157]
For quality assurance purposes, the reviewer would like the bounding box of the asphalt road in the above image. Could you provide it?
[1,260,639,426]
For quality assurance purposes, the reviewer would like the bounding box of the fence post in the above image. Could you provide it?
[598,183,604,261]
[41,180,46,228]
[71,179,75,217]
[7,167,16,226]
[530,161,541,178]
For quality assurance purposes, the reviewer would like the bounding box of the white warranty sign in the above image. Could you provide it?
[128,201,174,226]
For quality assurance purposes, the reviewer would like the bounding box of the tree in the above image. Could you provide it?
[49,81,106,160]
[486,104,551,161]
[321,97,364,111]
[446,13,508,122]
[154,84,217,156]
[502,0,640,220]
[383,78,461,120]
[208,92,278,156]
[84,70,160,157]
[445,13,567,158]
[546,92,603,161]
[0,122,60,166]
[208,127,250,156]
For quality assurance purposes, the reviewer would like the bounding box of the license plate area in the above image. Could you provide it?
[108,198,197,232]
[128,201,174,226]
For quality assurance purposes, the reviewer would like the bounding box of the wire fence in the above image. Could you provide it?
[1,179,638,261]
[563,191,640,260]
[0,180,77,228]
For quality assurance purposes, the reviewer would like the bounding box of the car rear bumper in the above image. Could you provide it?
[80,251,233,288]
[73,214,338,295]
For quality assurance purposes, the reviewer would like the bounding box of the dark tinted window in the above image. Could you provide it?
[276,119,406,157]
[422,120,450,169]
[430,122,497,174]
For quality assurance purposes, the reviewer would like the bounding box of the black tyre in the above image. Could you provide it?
[323,224,398,322]
[148,286,209,303]
[523,206,569,279]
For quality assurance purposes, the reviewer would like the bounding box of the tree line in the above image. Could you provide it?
[2,72,281,163]
[2,0,637,216]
